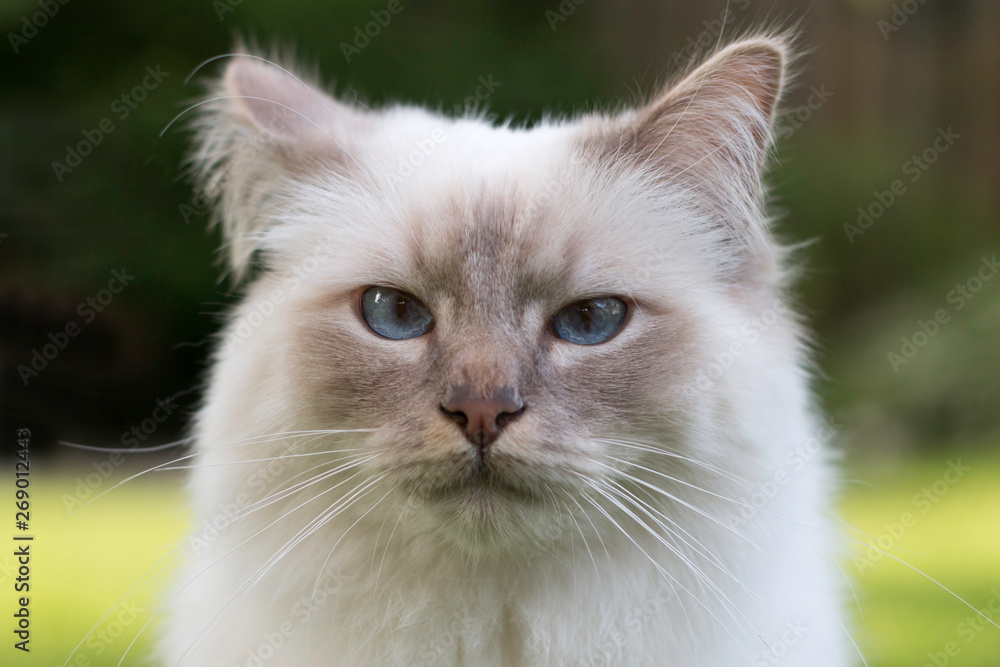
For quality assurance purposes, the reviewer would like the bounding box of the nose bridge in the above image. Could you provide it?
[447,337,521,396]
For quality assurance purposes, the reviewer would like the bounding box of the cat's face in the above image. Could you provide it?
[280,157,704,547]
[195,38,790,554]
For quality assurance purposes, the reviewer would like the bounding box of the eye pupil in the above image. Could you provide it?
[361,287,433,340]
[553,297,626,345]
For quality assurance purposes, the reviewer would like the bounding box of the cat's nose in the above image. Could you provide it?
[440,384,524,448]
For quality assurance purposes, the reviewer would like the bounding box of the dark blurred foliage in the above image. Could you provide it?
[1,0,997,457]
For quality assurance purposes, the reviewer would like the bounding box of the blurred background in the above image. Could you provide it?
[1,0,998,665]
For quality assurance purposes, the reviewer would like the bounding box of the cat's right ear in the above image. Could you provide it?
[188,53,363,280]
[584,36,791,275]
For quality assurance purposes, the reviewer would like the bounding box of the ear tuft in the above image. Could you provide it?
[221,54,348,142]
[611,35,791,224]
[186,48,362,281]
[687,38,786,155]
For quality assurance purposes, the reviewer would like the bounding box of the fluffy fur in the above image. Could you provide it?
[162,34,852,666]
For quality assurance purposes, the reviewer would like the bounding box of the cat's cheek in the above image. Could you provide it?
[378,415,467,463]
[497,431,604,486]
[499,398,583,453]
[539,343,700,478]
[542,335,671,423]
[290,316,436,426]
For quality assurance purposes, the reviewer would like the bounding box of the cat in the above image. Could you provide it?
[160,32,853,666]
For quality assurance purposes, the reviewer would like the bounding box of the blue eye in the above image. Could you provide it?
[553,297,627,345]
[360,287,434,340]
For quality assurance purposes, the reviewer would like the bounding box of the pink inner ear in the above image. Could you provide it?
[614,38,787,207]
[643,39,785,159]
[224,57,344,141]
[707,44,784,149]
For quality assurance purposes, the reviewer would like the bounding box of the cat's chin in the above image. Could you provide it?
[420,474,538,527]
[410,467,569,557]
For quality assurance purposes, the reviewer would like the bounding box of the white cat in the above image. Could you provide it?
[161,33,853,666]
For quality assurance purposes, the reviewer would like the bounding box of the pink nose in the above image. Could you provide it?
[441,384,524,448]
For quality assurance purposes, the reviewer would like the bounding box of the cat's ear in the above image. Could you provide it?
[219,54,360,144]
[605,36,789,246]
[188,51,363,280]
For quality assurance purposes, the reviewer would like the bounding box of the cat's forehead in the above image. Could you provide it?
[366,120,600,306]
[298,117,697,313]
[410,186,577,313]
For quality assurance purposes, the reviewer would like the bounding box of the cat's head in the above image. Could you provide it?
[191,36,800,556]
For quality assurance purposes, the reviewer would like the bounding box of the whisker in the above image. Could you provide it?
[566,493,617,576]
[603,478,833,667]
[595,436,757,492]
[66,429,372,514]
[559,494,602,585]
[598,455,869,665]
[58,435,196,454]
[371,487,415,596]
[62,452,379,667]
[580,481,755,659]
[594,479,767,651]
[117,468,381,667]
[155,446,373,470]
[173,474,396,666]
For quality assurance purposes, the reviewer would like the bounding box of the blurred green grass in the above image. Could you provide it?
[0,475,190,667]
[2,451,999,666]
[841,451,1000,666]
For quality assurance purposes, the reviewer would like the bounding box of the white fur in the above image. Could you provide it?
[160,37,853,666]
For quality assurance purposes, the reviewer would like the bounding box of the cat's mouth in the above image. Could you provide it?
[420,459,536,503]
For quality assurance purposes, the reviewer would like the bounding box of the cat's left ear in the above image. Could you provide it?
[605,36,789,234]
[189,51,368,279]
